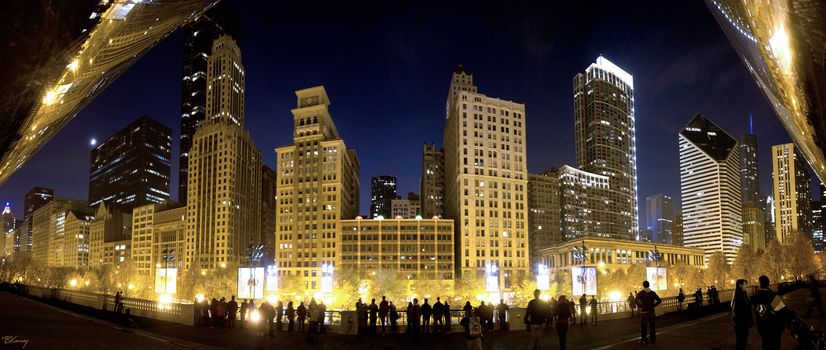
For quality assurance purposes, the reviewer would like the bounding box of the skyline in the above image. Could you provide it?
[0,1,816,219]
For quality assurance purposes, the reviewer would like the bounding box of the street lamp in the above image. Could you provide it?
[572,241,589,295]
[648,245,662,290]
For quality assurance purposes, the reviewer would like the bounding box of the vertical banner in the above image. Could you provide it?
[238,267,265,299]
[571,266,597,296]
[265,265,278,292]
[645,267,668,291]
[154,268,177,294]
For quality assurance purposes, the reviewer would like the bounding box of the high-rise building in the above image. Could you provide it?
[739,115,761,206]
[772,143,812,244]
[679,114,742,264]
[261,165,277,262]
[133,203,186,277]
[22,187,53,253]
[645,195,675,244]
[179,2,240,206]
[391,194,422,219]
[442,65,529,287]
[421,144,445,218]
[89,115,172,211]
[89,202,131,267]
[528,171,561,265]
[370,176,398,219]
[557,165,612,241]
[672,211,684,246]
[574,56,638,240]
[184,36,262,272]
[31,198,89,265]
[1,203,15,256]
[743,206,766,251]
[766,195,776,245]
[275,86,360,291]
[811,201,823,253]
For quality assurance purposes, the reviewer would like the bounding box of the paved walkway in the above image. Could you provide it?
[5,287,823,349]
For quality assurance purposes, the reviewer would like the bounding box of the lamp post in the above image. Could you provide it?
[648,245,661,290]
[247,241,264,300]
[572,241,589,295]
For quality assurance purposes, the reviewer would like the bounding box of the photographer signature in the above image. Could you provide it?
[2,336,28,349]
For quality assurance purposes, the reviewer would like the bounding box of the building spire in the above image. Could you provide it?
[749,112,753,134]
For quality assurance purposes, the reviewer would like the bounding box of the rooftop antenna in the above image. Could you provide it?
[749,113,753,134]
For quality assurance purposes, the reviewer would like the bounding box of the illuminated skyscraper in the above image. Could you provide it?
[185,36,262,272]
[275,86,360,291]
[1,203,15,256]
[772,143,812,244]
[21,187,53,253]
[645,194,675,244]
[421,144,445,218]
[573,56,638,240]
[371,176,397,218]
[528,170,561,265]
[30,198,91,266]
[679,114,742,264]
[557,165,612,241]
[739,115,761,206]
[89,115,172,211]
[178,2,239,205]
[443,65,529,287]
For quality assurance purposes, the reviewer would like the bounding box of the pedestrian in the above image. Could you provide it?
[406,302,414,334]
[443,300,452,333]
[389,301,399,332]
[496,299,508,331]
[525,289,549,350]
[677,288,685,311]
[379,296,390,334]
[369,298,379,334]
[114,291,123,313]
[319,300,327,333]
[240,299,248,328]
[421,298,432,334]
[579,294,588,327]
[752,275,785,350]
[461,307,484,350]
[227,295,238,328]
[463,301,473,317]
[287,301,296,332]
[297,301,307,332]
[555,295,573,350]
[218,297,227,329]
[201,299,210,326]
[433,297,444,333]
[410,298,422,341]
[635,280,662,344]
[731,279,753,350]
[478,301,491,332]
[805,274,823,318]
[589,295,598,326]
[694,288,703,307]
[707,286,713,305]
[276,300,284,331]
[627,292,636,317]
[357,301,367,337]
[308,299,319,343]
[261,301,275,338]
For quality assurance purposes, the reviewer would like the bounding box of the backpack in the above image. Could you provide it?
[469,316,482,337]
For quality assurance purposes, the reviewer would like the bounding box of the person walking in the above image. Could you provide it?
[478,301,492,332]
[421,298,432,334]
[227,296,238,328]
[752,275,786,350]
[240,299,248,328]
[276,301,284,331]
[443,300,452,333]
[589,295,598,326]
[463,301,473,317]
[286,301,296,332]
[379,296,390,335]
[627,292,636,318]
[297,301,307,332]
[525,289,549,350]
[635,280,662,344]
[578,294,588,327]
[677,289,686,312]
[433,297,444,333]
[805,274,823,318]
[369,298,379,334]
[261,301,275,338]
[461,307,484,350]
[496,299,509,331]
[307,300,319,343]
[389,301,399,332]
[731,279,753,350]
[554,295,573,350]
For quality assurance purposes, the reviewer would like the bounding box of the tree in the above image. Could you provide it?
[670,263,704,293]
[731,244,761,283]
[704,251,729,287]
[370,269,406,302]
[785,234,819,279]
[758,240,784,282]
[511,274,538,306]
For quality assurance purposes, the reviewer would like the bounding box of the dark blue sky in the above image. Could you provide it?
[0,0,809,219]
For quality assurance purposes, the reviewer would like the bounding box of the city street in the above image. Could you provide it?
[3,287,823,349]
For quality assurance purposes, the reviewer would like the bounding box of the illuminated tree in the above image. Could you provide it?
[704,251,729,287]
[370,269,406,302]
[731,244,761,283]
[453,273,485,303]
[511,274,538,306]
[758,240,784,282]
[785,234,818,280]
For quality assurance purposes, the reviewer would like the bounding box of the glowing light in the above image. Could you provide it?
[42,90,58,105]
[249,309,261,322]
[540,293,550,301]
[195,294,205,303]
[608,290,623,302]
[68,59,79,73]
[84,280,90,286]
[69,279,78,287]
[220,262,226,269]
[90,138,97,146]
[266,295,277,305]
[127,283,135,290]
[415,215,423,220]
[769,23,793,75]
[157,294,173,310]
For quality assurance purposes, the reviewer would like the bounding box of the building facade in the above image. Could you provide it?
[22,187,53,253]
[528,171,561,265]
[261,165,277,262]
[679,114,742,264]
[179,2,239,206]
[644,194,675,244]
[31,198,89,265]
[1,203,15,256]
[743,206,766,251]
[132,204,186,277]
[811,201,823,253]
[772,143,813,244]
[573,56,638,240]
[89,202,131,267]
[558,165,612,241]
[391,197,421,219]
[184,36,262,272]
[442,65,529,287]
[275,86,360,291]
[89,115,172,211]
[370,175,398,219]
[421,144,445,218]
[340,217,454,280]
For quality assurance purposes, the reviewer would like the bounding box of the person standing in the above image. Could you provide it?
[421,298,432,334]
[261,301,275,338]
[461,308,484,350]
[524,289,549,350]
[805,274,823,318]
[319,300,327,333]
[240,299,248,328]
[276,301,284,331]
[677,289,686,312]
[379,296,390,334]
[227,296,238,328]
[411,298,422,341]
[297,301,307,332]
[389,301,399,332]
[369,298,379,334]
[554,295,573,350]
[635,281,662,344]
[406,302,414,334]
[286,301,296,332]
[307,300,319,343]
[579,294,588,327]
[589,296,598,326]
[731,279,753,350]
[694,288,703,308]
[752,275,785,350]
[432,297,444,333]
[497,299,509,331]
[443,300,452,333]
[463,301,473,317]
[627,292,636,318]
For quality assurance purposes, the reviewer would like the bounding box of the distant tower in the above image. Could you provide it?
[679,114,742,264]
[574,56,638,240]
[645,194,675,244]
[22,187,53,252]
[370,176,397,218]
[772,143,812,244]
[740,114,765,251]
[420,144,445,218]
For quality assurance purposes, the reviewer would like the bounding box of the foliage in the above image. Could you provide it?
[704,251,729,287]
[785,234,819,279]
[758,240,784,282]
[731,244,761,283]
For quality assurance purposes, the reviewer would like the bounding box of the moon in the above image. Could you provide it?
[90,138,97,146]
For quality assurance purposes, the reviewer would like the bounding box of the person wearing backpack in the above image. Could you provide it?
[635,280,662,344]
[461,307,483,350]
[731,279,753,350]
[752,275,786,350]
[524,289,549,350]
[555,295,573,350]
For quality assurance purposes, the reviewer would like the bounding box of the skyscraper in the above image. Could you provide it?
[679,114,742,264]
[184,36,262,272]
[645,194,675,244]
[22,187,53,252]
[30,198,90,266]
[743,206,766,251]
[1,203,15,256]
[261,165,277,262]
[672,211,684,246]
[89,202,131,267]
[370,176,397,218]
[811,201,823,253]
[557,165,612,241]
[739,115,761,206]
[89,115,172,211]
[772,143,812,244]
[443,65,529,287]
[573,56,638,240]
[420,144,445,218]
[275,86,360,291]
[179,3,240,205]
[528,170,561,265]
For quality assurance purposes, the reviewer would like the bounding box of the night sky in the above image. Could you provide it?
[0,1,811,219]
